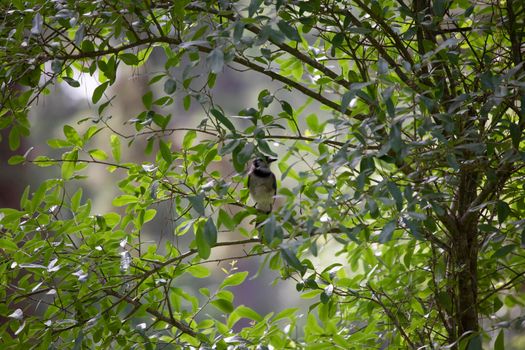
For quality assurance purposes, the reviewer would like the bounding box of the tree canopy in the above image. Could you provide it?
[1,0,525,349]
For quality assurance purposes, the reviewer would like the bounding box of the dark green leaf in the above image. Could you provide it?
[63,77,80,88]
[491,244,516,259]
[211,108,236,133]
[92,82,109,104]
[142,91,153,109]
[277,20,300,41]
[340,91,355,113]
[281,248,306,275]
[248,0,264,17]
[378,220,396,243]
[119,53,139,65]
[496,200,510,224]
[494,330,505,350]
[466,335,482,350]
[163,78,177,94]
[510,122,521,149]
[188,193,205,216]
[203,217,217,247]
[386,181,403,211]
[257,139,278,157]
[158,139,172,163]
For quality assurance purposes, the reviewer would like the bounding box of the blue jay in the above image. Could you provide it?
[247,157,277,214]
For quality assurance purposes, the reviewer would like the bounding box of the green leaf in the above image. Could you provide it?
[220,271,249,289]
[195,227,211,259]
[207,48,224,74]
[491,244,516,259]
[203,217,217,246]
[47,138,71,149]
[340,91,355,113]
[277,20,301,41]
[182,130,197,149]
[112,195,138,206]
[88,149,109,161]
[281,101,293,116]
[61,149,78,180]
[248,0,264,17]
[63,77,81,88]
[63,125,82,146]
[186,265,211,278]
[119,53,139,65]
[142,91,153,109]
[306,114,322,133]
[8,155,25,165]
[92,82,109,104]
[378,220,396,243]
[211,108,236,133]
[0,238,19,251]
[8,126,20,150]
[228,305,262,328]
[110,134,121,162]
[496,200,510,224]
[509,122,521,148]
[158,139,172,163]
[386,181,403,211]
[466,335,482,350]
[211,299,234,313]
[257,139,278,157]
[188,194,205,216]
[494,330,505,350]
[281,248,306,275]
[433,0,447,17]
[164,78,177,94]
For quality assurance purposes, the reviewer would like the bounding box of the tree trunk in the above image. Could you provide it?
[455,225,479,336]
[452,170,480,341]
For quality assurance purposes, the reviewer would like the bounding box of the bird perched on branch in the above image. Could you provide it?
[247,157,277,215]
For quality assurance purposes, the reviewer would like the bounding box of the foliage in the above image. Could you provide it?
[1,0,525,349]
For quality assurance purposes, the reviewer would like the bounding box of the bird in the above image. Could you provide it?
[247,157,277,215]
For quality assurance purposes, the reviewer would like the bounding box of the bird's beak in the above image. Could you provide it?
[268,157,277,163]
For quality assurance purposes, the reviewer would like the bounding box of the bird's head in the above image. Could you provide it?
[252,156,276,169]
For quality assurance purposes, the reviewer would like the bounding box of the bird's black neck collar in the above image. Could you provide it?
[253,167,272,177]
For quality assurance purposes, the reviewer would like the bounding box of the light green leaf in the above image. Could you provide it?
[0,238,18,251]
[220,271,249,289]
[211,299,234,313]
[110,134,121,163]
[186,265,211,278]
[61,149,78,180]
[112,195,138,207]
[182,130,197,149]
